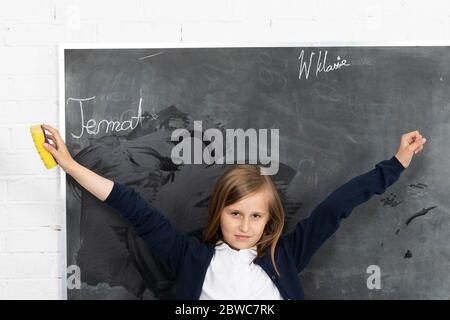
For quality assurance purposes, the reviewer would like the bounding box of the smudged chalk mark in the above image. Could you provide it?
[404,250,413,259]
[417,183,428,187]
[405,206,437,226]
[345,134,357,144]
[139,51,166,61]
[409,182,428,189]
[380,192,403,207]
[126,150,139,166]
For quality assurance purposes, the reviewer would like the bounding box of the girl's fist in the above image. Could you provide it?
[395,130,427,168]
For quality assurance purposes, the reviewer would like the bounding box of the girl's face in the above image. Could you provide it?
[219,189,270,250]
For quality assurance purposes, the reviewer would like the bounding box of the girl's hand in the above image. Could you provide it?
[395,130,427,169]
[41,124,77,173]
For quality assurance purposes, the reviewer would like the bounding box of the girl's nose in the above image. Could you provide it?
[239,218,250,232]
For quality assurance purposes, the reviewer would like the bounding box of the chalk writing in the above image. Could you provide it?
[68,96,157,139]
[298,49,350,80]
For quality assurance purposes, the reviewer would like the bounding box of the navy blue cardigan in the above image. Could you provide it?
[104,156,405,299]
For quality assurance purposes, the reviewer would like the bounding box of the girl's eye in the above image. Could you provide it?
[252,214,261,219]
[231,211,240,216]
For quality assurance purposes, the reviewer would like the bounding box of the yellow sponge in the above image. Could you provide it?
[30,124,58,169]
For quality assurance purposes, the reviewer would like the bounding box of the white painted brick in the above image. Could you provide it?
[6,278,61,300]
[12,124,48,150]
[5,22,97,46]
[401,0,450,19]
[14,127,38,152]
[0,76,10,98]
[359,16,407,41]
[0,180,6,202]
[63,21,97,43]
[0,24,5,45]
[97,21,181,43]
[342,15,450,42]
[182,21,270,43]
[0,101,58,125]
[362,0,404,17]
[0,280,6,299]
[0,203,56,229]
[0,233,5,252]
[0,47,56,75]
[231,0,317,21]
[269,19,339,43]
[0,0,52,22]
[5,23,62,46]
[6,229,60,252]
[0,152,58,177]
[0,207,7,230]
[143,0,232,21]
[269,17,424,43]
[402,16,450,41]
[315,0,404,20]
[0,253,59,278]
[315,0,360,20]
[8,178,59,202]
[0,127,10,150]
[10,75,57,99]
[54,0,142,22]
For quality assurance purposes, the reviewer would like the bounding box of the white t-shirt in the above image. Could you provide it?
[199,241,284,300]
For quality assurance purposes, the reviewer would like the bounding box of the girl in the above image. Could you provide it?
[41,124,426,300]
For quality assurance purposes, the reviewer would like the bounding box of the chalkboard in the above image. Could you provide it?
[63,45,450,299]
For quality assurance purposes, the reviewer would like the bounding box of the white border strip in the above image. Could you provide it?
[59,41,450,50]
[58,44,67,300]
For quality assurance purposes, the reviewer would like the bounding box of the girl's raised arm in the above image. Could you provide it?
[283,130,427,272]
[41,123,114,201]
[41,123,206,276]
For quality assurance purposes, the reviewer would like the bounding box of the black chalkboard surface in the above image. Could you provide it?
[64,46,449,299]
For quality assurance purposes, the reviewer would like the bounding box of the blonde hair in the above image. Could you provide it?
[202,164,285,276]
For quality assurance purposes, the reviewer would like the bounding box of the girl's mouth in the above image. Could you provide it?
[235,235,250,240]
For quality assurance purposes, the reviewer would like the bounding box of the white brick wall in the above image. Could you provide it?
[54,0,143,22]
[0,47,56,75]
[0,253,59,278]
[182,20,269,42]
[96,21,181,42]
[0,101,58,126]
[0,233,6,252]
[0,77,9,98]
[0,0,449,300]
[0,128,10,150]
[6,278,62,300]
[143,0,232,21]
[0,180,6,202]
[6,230,60,252]
[1,203,56,228]
[0,0,52,22]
